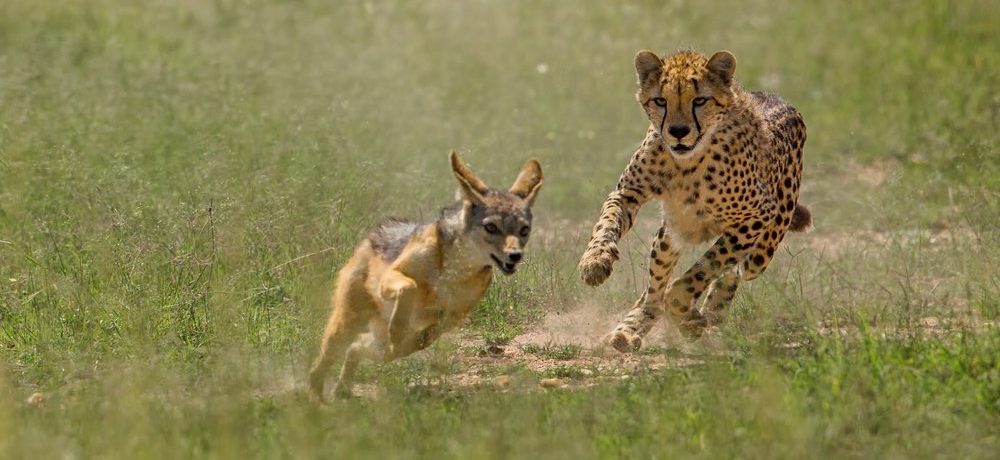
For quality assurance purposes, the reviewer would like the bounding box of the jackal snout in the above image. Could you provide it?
[504,238,523,263]
[492,235,525,274]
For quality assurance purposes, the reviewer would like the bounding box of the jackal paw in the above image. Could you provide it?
[307,370,327,403]
[579,244,618,286]
[604,329,642,353]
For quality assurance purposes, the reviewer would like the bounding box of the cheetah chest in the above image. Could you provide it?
[659,180,721,244]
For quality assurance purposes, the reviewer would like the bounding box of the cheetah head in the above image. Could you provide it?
[634,49,737,159]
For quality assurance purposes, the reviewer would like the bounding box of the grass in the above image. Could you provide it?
[1,0,999,458]
[522,343,583,360]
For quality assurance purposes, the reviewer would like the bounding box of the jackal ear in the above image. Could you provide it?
[706,51,736,86]
[509,158,543,206]
[634,50,663,88]
[450,151,489,204]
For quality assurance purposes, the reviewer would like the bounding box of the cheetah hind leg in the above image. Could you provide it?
[691,223,787,335]
[661,232,749,339]
[697,268,741,329]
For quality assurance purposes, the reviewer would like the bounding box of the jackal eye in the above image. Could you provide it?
[519,226,530,237]
[653,97,667,107]
[484,223,500,234]
[693,97,708,107]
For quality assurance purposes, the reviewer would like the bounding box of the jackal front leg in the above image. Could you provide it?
[379,269,423,358]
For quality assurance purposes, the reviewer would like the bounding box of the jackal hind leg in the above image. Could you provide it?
[308,264,374,402]
[308,307,368,402]
[386,322,442,360]
[605,225,680,353]
[333,331,387,399]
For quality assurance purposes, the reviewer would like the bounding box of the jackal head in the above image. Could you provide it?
[449,151,543,275]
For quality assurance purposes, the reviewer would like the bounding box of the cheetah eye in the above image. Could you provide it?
[519,226,530,237]
[484,223,500,234]
[693,97,708,107]
[652,97,667,107]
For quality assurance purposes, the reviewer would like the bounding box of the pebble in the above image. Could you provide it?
[493,375,512,388]
[26,392,45,408]
[539,378,564,388]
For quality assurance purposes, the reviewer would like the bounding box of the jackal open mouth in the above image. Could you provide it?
[490,254,517,275]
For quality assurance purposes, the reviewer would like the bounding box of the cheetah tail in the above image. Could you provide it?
[788,204,813,232]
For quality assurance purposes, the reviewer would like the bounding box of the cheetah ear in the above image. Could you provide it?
[509,158,543,206]
[450,151,489,205]
[706,51,736,86]
[634,50,663,87]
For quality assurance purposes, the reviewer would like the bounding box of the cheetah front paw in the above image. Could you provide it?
[579,244,619,286]
[603,329,642,353]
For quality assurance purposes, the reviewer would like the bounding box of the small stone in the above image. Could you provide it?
[929,218,950,234]
[493,375,512,388]
[919,317,940,328]
[539,378,564,388]
[580,369,594,377]
[26,392,45,408]
[484,344,505,356]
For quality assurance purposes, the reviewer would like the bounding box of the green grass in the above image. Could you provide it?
[522,343,584,360]
[1,0,999,458]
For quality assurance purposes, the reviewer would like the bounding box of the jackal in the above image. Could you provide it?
[308,152,543,400]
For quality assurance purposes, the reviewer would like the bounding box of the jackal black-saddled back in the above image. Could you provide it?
[368,218,423,262]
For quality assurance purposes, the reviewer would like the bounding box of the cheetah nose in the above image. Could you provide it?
[507,251,523,263]
[668,125,691,139]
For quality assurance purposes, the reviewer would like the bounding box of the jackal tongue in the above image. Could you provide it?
[490,254,516,274]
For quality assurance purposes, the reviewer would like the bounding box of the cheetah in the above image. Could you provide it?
[578,49,812,352]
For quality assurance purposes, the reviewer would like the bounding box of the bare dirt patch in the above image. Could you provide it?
[420,304,722,394]
[797,224,981,258]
